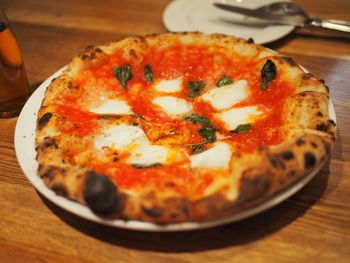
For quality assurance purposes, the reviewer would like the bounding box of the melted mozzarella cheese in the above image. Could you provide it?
[152,96,192,116]
[153,79,183,93]
[90,99,132,114]
[190,142,232,169]
[94,125,148,150]
[127,144,169,166]
[218,106,262,130]
[202,80,249,110]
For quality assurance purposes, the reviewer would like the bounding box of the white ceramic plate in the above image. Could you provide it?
[163,0,295,44]
[15,67,336,232]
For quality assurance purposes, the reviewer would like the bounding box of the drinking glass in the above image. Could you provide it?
[0,9,30,118]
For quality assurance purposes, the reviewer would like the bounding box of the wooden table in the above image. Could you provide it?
[1,0,349,262]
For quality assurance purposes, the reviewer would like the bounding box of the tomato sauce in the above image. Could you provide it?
[56,42,295,193]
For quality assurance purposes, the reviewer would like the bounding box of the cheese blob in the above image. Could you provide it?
[127,144,169,166]
[90,99,132,115]
[94,124,148,151]
[152,96,192,116]
[153,79,183,93]
[202,80,249,110]
[190,142,232,169]
[218,106,262,130]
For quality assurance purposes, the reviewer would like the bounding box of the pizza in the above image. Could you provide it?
[35,32,336,224]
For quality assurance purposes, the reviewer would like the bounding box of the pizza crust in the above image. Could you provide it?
[35,32,335,224]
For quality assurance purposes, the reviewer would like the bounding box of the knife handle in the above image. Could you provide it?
[310,17,350,33]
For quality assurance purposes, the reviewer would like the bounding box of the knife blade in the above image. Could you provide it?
[213,3,305,26]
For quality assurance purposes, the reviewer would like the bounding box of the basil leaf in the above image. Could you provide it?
[129,114,145,120]
[261,59,277,90]
[188,81,205,98]
[144,65,153,83]
[98,114,123,119]
[216,75,233,87]
[182,139,212,147]
[132,163,161,169]
[230,124,252,134]
[183,113,212,126]
[199,126,217,140]
[192,145,205,154]
[113,64,133,90]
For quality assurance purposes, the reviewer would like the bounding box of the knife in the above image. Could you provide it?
[213,3,307,26]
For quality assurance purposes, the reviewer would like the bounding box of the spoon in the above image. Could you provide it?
[214,1,350,33]
[261,1,350,32]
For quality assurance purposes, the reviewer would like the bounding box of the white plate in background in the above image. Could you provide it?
[163,0,295,44]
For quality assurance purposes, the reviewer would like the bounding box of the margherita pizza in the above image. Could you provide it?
[35,32,335,224]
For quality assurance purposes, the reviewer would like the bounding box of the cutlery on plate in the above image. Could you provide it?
[213,1,350,33]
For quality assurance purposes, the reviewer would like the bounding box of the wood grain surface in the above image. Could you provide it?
[1,0,350,262]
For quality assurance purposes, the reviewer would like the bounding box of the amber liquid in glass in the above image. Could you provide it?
[0,21,30,118]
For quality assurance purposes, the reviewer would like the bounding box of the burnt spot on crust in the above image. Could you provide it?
[302,73,314,80]
[37,112,52,130]
[141,206,163,218]
[311,141,318,148]
[39,165,66,181]
[269,157,286,169]
[82,53,96,61]
[282,56,298,67]
[247,37,255,43]
[296,138,306,146]
[316,123,329,131]
[325,85,330,93]
[316,111,323,117]
[304,152,316,169]
[287,170,296,177]
[51,183,68,197]
[42,137,58,149]
[83,171,124,215]
[84,45,94,52]
[281,151,295,160]
[67,81,80,89]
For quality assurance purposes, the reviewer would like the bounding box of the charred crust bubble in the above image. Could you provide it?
[302,73,314,80]
[281,151,295,160]
[270,157,286,169]
[316,123,328,131]
[43,137,57,148]
[35,137,57,151]
[247,37,255,43]
[84,45,94,52]
[38,112,52,129]
[39,166,66,181]
[83,171,123,215]
[51,184,68,197]
[296,138,306,146]
[142,206,163,218]
[304,152,316,169]
[311,142,318,148]
[282,56,298,67]
[316,111,323,117]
